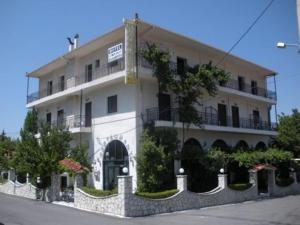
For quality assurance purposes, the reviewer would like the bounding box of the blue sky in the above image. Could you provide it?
[0,0,299,138]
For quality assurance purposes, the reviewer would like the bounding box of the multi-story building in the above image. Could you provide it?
[26,19,278,190]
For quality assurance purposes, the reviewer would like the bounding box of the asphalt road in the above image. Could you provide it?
[0,193,300,225]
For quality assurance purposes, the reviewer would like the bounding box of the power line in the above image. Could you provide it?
[216,0,275,66]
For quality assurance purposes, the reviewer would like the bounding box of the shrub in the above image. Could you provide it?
[228,183,252,191]
[81,186,117,197]
[275,177,294,187]
[0,177,7,184]
[135,189,179,199]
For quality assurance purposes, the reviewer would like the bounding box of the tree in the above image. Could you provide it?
[274,109,300,157]
[0,131,16,171]
[137,130,170,192]
[142,42,230,125]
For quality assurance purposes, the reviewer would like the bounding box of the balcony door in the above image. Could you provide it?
[231,106,240,128]
[158,93,171,121]
[253,110,260,129]
[57,109,64,126]
[85,102,92,127]
[238,76,245,91]
[85,64,93,82]
[218,104,227,126]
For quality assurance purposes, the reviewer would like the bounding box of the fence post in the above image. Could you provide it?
[118,176,132,217]
[177,175,187,191]
[26,173,30,184]
[218,173,228,189]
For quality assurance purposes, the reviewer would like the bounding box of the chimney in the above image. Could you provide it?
[67,37,74,52]
[74,34,79,49]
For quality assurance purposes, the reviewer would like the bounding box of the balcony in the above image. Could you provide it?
[41,115,91,133]
[138,57,276,102]
[27,58,124,104]
[219,79,276,101]
[146,107,277,132]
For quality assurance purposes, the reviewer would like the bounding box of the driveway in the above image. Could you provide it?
[0,193,299,225]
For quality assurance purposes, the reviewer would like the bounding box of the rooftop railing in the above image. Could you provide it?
[146,107,277,131]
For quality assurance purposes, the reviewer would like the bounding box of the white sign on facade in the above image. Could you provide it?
[107,43,123,63]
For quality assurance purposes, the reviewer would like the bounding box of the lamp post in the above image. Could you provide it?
[276,42,300,52]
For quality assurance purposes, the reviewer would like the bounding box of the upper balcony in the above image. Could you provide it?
[27,58,124,105]
[146,107,278,136]
[139,57,277,104]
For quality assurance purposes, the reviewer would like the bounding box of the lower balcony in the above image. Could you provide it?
[41,115,92,133]
[146,107,278,135]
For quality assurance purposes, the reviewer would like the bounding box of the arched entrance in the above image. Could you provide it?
[255,141,267,150]
[181,138,218,192]
[103,140,129,190]
[211,139,230,153]
[235,140,249,151]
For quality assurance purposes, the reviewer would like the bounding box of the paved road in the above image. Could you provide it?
[0,193,300,225]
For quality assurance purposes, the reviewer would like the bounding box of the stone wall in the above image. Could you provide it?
[0,180,37,200]
[74,173,260,217]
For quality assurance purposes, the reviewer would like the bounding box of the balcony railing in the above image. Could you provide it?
[40,115,91,129]
[219,79,277,100]
[27,58,124,103]
[146,107,277,131]
[138,55,276,101]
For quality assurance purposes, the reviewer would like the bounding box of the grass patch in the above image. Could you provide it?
[81,186,117,197]
[135,189,179,199]
[276,177,294,187]
[228,183,252,191]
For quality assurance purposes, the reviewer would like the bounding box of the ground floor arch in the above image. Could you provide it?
[103,140,129,190]
[181,138,218,192]
[211,139,230,152]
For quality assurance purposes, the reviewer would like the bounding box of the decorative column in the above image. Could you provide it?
[176,175,187,191]
[8,170,15,181]
[118,176,132,217]
[26,173,30,184]
[218,173,228,189]
[249,169,258,194]
[74,174,83,189]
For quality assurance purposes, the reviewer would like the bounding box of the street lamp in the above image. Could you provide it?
[276,42,300,52]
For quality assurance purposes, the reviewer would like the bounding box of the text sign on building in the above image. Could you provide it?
[107,43,123,63]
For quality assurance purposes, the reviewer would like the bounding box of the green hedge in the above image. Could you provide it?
[228,183,252,191]
[81,186,117,197]
[276,177,294,187]
[0,177,7,184]
[135,189,179,199]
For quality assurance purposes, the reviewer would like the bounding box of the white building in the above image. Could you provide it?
[26,19,278,190]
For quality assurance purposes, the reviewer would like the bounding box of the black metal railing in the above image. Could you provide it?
[27,58,125,104]
[146,107,277,131]
[40,115,91,129]
[219,78,277,100]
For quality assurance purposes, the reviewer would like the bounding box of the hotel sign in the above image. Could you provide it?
[107,43,123,63]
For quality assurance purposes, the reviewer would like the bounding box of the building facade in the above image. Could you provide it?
[26,19,278,190]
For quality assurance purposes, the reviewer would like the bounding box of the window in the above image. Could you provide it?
[46,112,52,124]
[238,76,245,91]
[251,80,258,95]
[107,95,117,113]
[95,59,100,68]
[47,80,53,96]
[177,57,187,76]
[59,75,65,91]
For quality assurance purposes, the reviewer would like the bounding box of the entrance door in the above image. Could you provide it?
[57,110,64,126]
[85,102,92,127]
[158,93,171,121]
[257,170,268,194]
[253,110,260,129]
[231,106,240,128]
[218,104,227,126]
